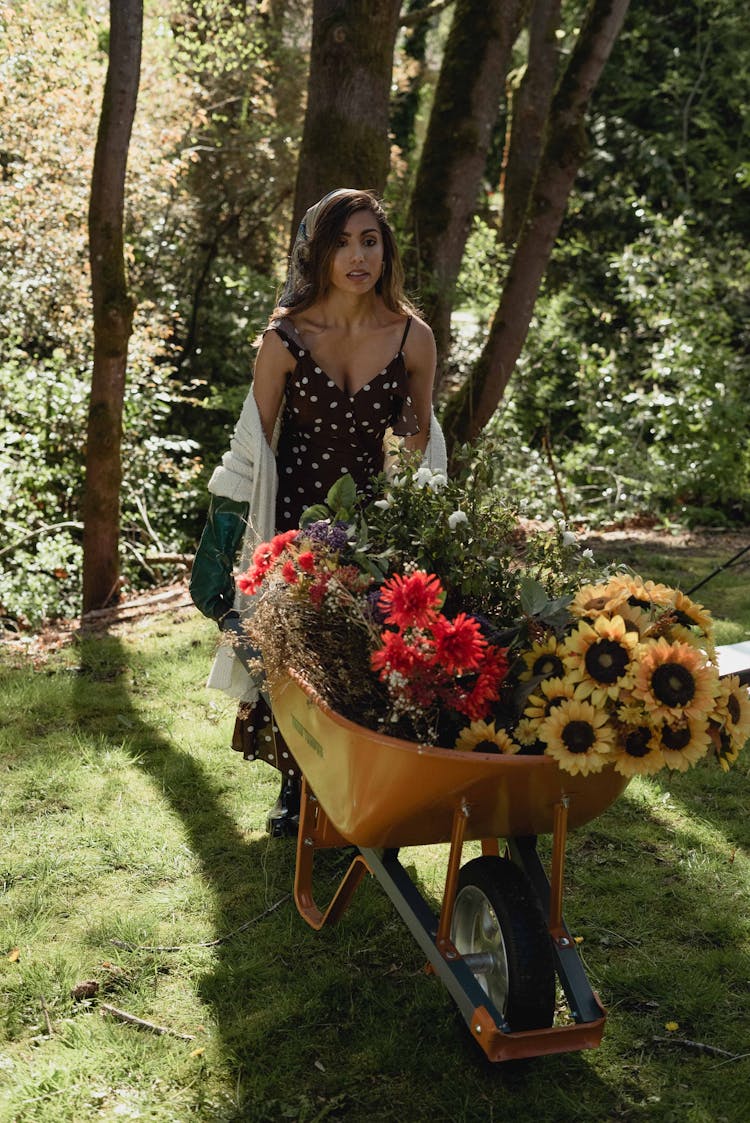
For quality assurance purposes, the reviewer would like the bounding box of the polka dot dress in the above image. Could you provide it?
[233,315,419,774]
[272,316,419,529]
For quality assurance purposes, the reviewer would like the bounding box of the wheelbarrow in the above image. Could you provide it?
[267,668,632,1064]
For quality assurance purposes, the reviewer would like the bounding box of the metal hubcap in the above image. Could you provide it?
[451,886,510,1013]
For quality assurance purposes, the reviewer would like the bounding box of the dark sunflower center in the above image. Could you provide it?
[585,639,630,684]
[476,740,501,754]
[624,727,652,757]
[651,663,695,707]
[534,654,564,679]
[671,609,697,629]
[727,694,741,724]
[661,724,691,751]
[628,595,652,611]
[716,729,732,755]
[562,720,596,754]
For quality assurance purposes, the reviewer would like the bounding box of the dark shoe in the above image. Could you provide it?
[266,778,301,838]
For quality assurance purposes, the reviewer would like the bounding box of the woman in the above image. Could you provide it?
[190,188,447,834]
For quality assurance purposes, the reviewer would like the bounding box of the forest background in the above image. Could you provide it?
[1,0,749,628]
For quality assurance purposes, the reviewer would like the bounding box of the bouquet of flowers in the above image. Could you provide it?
[239,456,749,777]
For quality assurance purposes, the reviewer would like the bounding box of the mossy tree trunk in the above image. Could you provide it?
[291,0,402,234]
[83,0,142,613]
[442,0,631,457]
[390,0,434,161]
[500,0,562,246]
[407,0,528,386]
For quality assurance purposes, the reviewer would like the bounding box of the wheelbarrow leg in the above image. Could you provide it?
[293,779,370,931]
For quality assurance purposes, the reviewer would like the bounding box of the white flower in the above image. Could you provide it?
[552,508,565,520]
[413,465,447,491]
[582,548,595,561]
[562,531,577,547]
[448,509,468,530]
[373,496,392,510]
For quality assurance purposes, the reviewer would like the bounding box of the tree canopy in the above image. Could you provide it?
[1,0,748,624]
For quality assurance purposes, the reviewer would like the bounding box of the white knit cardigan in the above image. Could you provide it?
[205,387,448,701]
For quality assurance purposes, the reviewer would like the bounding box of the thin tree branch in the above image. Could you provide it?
[651,1035,737,1059]
[99,1003,195,1041]
[110,894,291,951]
[0,522,83,561]
[400,0,454,28]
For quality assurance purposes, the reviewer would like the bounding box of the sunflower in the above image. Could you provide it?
[569,583,620,621]
[609,721,665,777]
[652,715,711,772]
[709,724,741,772]
[539,697,617,776]
[662,621,717,663]
[709,674,750,769]
[631,637,719,722]
[519,633,566,682]
[514,716,544,747]
[523,677,576,723]
[454,721,520,755]
[602,576,674,637]
[669,590,714,636]
[562,614,638,705]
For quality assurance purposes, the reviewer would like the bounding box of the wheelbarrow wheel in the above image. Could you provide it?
[451,855,555,1032]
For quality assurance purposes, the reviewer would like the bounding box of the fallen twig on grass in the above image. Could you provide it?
[100,1003,195,1041]
[110,894,291,952]
[39,995,54,1036]
[652,1035,737,1059]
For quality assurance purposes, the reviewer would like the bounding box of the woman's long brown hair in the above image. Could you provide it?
[270,190,416,323]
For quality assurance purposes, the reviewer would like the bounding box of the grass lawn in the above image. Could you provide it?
[1,540,749,1122]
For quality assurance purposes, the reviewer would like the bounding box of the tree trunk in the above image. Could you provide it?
[291,0,402,234]
[442,0,631,455]
[390,0,433,160]
[500,0,562,246]
[82,0,142,613]
[407,0,528,384]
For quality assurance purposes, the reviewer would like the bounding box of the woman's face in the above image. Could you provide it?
[328,208,385,295]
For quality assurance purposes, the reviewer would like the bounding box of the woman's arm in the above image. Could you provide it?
[403,316,437,454]
[252,329,293,445]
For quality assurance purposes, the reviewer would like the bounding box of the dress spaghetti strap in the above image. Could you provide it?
[398,315,413,352]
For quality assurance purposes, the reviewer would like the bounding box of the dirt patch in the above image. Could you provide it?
[1,582,197,665]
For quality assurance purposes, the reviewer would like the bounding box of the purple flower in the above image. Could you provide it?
[304,520,350,552]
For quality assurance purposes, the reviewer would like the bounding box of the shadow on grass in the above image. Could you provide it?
[67,631,750,1122]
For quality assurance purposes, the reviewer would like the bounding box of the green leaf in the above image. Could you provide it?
[326,473,357,515]
[519,576,550,616]
[299,505,329,528]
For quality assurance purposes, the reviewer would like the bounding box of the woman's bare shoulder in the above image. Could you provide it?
[405,313,436,357]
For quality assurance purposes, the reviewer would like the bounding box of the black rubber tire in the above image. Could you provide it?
[451,855,556,1032]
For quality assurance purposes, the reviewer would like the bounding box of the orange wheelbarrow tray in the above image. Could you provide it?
[268,668,631,1064]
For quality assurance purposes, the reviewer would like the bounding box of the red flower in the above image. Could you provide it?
[379,571,444,629]
[281,560,298,584]
[450,647,509,720]
[271,529,299,557]
[298,550,316,573]
[431,613,486,673]
[371,632,422,676]
[309,572,332,607]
